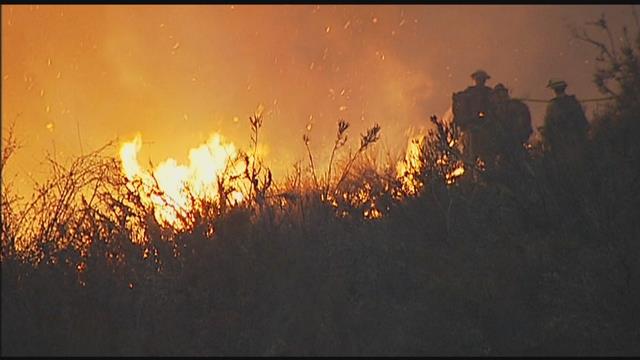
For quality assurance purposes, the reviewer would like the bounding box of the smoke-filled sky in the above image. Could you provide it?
[1,4,635,196]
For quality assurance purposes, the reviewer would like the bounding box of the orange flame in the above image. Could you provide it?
[396,134,465,190]
[119,132,245,229]
[396,135,426,195]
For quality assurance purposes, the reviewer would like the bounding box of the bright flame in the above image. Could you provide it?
[396,135,426,195]
[119,132,246,229]
[396,134,466,191]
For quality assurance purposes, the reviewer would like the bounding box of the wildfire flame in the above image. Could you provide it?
[119,132,246,229]
[396,134,466,192]
[396,135,426,195]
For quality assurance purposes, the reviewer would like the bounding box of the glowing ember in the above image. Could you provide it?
[364,206,383,219]
[445,166,465,185]
[451,166,465,177]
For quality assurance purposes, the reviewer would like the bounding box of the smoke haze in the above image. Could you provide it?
[1,5,633,195]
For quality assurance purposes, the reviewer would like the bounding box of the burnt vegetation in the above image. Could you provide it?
[2,18,640,356]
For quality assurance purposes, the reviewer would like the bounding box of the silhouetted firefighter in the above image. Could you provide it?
[541,79,589,159]
[452,70,500,170]
[491,83,532,164]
